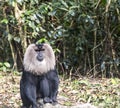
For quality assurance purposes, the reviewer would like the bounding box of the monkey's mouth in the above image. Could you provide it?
[37,56,44,61]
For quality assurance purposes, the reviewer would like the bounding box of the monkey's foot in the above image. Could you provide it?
[43,97,52,103]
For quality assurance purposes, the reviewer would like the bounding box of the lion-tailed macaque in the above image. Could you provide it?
[20,43,59,108]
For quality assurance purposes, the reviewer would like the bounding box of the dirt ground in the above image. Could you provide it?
[0,73,119,108]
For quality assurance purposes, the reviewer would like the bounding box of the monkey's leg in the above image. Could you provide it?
[51,81,59,104]
[20,83,37,108]
[40,77,52,103]
[20,80,31,108]
[20,72,38,108]
[25,83,37,108]
[49,70,59,104]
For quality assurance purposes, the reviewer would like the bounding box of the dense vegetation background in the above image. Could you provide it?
[0,0,120,108]
[0,0,120,78]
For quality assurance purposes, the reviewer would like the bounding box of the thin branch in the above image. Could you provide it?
[91,37,106,51]
[95,0,101,10]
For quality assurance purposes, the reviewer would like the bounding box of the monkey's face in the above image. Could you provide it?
[23,43,55,75]
[35,44,45,62]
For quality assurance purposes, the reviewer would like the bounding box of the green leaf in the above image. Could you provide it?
[28,21,35,29]
[14,37,21,43]
[111,78,119,85]
[101,0,107,5]
[36,38,48,44]
[17,0,24,5]
[8,34,13,41]
[4,62,11,68]
[1,19,8,24]
[8,0,15,7]
[54,48,61,53]
[24,10,34,15]
[2,66,7,72]
[39,27,46,32]
[79,80,90,86]
[59,7,68,11]
[60,0,68,8]
[69,10,75,16]
[0,62,3,66]
[34,0,38,4]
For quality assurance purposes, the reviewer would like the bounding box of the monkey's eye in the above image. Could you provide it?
[40,48,45,51]
[35,49,45,52]
[35,49,40,52]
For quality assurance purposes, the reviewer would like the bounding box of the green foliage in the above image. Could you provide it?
[1,19,8,24]
[0,0,120,77]
[0,62,11,72]
[36,38,48,44]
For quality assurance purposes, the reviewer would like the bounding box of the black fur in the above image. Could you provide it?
[20,43,59,108]
[20,69,59,108]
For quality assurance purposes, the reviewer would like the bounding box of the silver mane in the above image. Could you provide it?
[23,43,55,75]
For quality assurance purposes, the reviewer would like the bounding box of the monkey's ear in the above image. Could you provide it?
[35,48,45,52]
